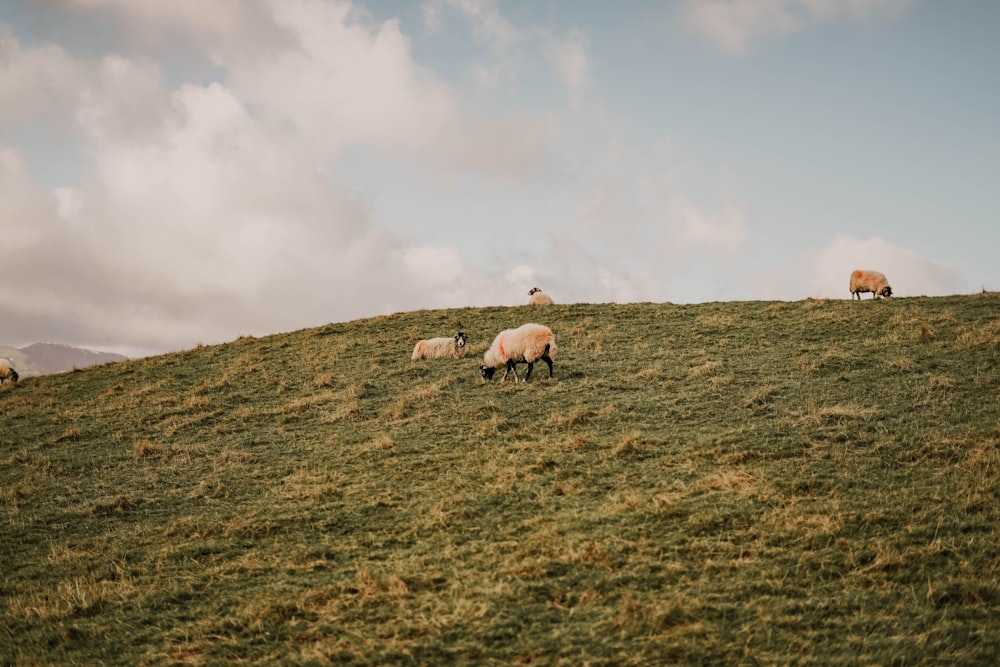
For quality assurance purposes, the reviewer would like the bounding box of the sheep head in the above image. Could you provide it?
[480,365,496,381]
[880,286,893,298]
[455,332,468,347]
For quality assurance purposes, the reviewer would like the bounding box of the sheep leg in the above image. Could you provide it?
[542,354,553,378]
[523,361,534,382]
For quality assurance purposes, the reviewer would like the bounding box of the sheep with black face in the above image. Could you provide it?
[480,323,556,383]
[850,270,893,300]
[412,332,469,360]
[527,287,554,305]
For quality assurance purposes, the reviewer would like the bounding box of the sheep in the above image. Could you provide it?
[411,332,469,360]
[480,323,557,383]
[0,358,18,385]
[850,269,893,300]
[528,287,554,305]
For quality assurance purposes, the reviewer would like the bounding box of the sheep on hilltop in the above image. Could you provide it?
[528,287,554,305]
[850,270,893,300]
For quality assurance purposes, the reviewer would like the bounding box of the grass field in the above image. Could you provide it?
[2,294,1000,665]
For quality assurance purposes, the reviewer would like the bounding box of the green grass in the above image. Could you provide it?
[3,295,1000,665]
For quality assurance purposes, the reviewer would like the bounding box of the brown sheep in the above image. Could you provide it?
[850,270,893,300]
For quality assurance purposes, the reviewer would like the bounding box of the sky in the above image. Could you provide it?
[1,0,997,358]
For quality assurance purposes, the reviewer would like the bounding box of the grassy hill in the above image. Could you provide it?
[2,295,999,665]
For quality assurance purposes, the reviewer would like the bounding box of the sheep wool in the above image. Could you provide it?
[412,332,469,360]
[528,287,554,305]
[850,270,893,300]
[480,323,557,382]
[0,358,18,385]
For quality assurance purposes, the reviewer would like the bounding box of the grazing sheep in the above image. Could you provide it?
[480,323,557,383]
[850,270,893,300]
[412,332,469,360]
[528,287,554,305]
[0,358,18,385]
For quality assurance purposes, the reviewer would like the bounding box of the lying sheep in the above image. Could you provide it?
[412,332,469,360]
[528,287,554,305]
[850,269,893,300]
[0,358,18,385]
[480,323,557,383]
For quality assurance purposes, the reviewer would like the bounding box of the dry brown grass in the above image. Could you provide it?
[801,402,879,426]
[955,319,1000,350]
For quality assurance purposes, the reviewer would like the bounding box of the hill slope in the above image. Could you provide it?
[2,296,999,664]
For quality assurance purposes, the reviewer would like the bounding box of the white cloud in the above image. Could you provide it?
[684,0,912,53]
[0,149,54,249]
[49,0,552,179]
[422,0,589,96]
[61,0,293,64]
[669,196,747,254]
[0,60,494,354]
[233,3,458,158]
[803,235,968,299]
[592,267,654,304]
[505,264,536,289]
[76,55,167,145]
[542,28,589,92]
[0,27,88,130]
[0,0,566,355]
[400,246,464,288]
[422,0,522,50]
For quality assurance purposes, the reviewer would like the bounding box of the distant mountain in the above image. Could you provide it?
[15,343,129,376]
[0,345,39,378]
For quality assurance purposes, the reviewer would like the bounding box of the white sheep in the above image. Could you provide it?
[412,332,469,360]
[527,287,554,305]
[480,323,557,382]
[850,270,893,300]
[0,358,18,385]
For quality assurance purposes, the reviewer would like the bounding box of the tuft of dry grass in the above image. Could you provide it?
[954,319,1000,350]
[369,433,395,451]
[688,359,723,379]
[927,374,953,390]
[887,356,916,372]
[744,385,779,412]
[695,313,738,328]
[709,374,734,388]
[133,438,164,459]
[57,426,81,442]
[697,469,756,493]
[801,402,879,426]
[609,431,650,457]
[796,345,850,373]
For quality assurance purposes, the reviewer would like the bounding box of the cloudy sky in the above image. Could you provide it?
[1,0,997,357]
